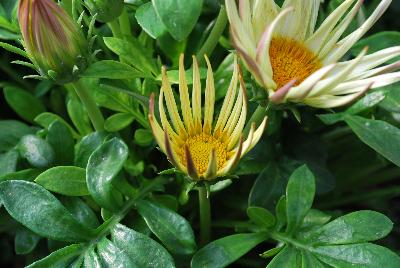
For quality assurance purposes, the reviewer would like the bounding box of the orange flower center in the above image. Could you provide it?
[179,133,228,175]
[269,37,322,89]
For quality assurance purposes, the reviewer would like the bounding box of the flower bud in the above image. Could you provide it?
[18,0,88,84]
[84,0,124,23]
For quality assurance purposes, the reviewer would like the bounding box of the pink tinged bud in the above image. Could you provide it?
[18,0,87,84]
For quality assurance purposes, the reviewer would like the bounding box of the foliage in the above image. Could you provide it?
[0,0,400,267]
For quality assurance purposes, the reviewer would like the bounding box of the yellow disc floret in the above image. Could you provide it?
[179,133,228,175]
[269,37,322,89]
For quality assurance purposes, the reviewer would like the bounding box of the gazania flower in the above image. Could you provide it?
[149,55,267,181]
[18,0,87,84]
[226,0,400,108]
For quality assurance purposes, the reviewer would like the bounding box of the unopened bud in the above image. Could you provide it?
[18,0,88,84]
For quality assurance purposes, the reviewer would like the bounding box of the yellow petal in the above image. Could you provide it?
[192,56,202,133]
[203,55,215,134]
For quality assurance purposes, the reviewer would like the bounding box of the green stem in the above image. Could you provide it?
[71,80,105,132]
[196,5,228,64]
[119,7,132,40]
[108,20,122,39]
[270,232,312,251]
[243,105,268,136]
[198,186,211,246]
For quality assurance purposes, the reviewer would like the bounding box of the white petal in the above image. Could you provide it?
[305,0,357,53]
[323,0,392,64]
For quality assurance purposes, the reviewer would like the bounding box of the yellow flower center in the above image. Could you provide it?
[269,37,322,89]
[179,133,228,175]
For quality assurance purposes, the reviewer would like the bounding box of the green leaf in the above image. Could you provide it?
[97,238,137,267]
[286,165,315,234]
[300,209,331,230]
[18,135,55,168]
[26,244,84,268]
[104,113,135,132]
[380,86,400,113]
[83,247,102,268]
[74,132,109,168]
[0,168,42,183]
[152,0,203,41]
[67,98,92,136]
[314,243,400,268]
[191,233,267,268]
[34,112,79,139]
[301,251,325,268]
[0,180,94,242]
[318,90,387,125]
[86,138,128,211]
[81,60,145,79]
[249,162,288,211]
[4,86,46,123]
[247,206,276,228]
[0,120,33,153]
[35,166,89,196]
[345,115,400,167]
[15,228,40,255]
[134,128,154,147]
[60,196,100,229]
[267,246,300,268]
[47,121,74,165]
[305,211,392,245]
[0,149,19,177]
[103,37,158,76]
[0,41,28,58]
[136,199,196,255]
[135,2,167,39]
[351,31,400,63]
[111,224,175,268]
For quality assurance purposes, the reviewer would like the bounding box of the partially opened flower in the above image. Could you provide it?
[149,55,267,181]
[226,0,400,108]
[18,0,87,84]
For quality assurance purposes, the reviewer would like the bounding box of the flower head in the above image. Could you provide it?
[149,55,267,181]
[226,0,400,108]
[84,0,124,23]
[18,0,87,84]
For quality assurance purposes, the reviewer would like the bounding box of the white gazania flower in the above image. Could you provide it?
[149,55,267,181]
[226,0,400,108]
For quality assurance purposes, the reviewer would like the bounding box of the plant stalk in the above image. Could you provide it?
[71,80,104,132]
[196,5,228,64]
[198,185,211,246]
[108,20,122,39]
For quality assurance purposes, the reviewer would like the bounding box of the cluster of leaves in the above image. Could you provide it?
[0,0,400,267]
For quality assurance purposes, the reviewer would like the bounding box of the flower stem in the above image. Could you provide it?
[198,185,211,246]
[119,7,132,40]
[244,105,268,136]
[108,20,122,39]
[71,80,104,132]
[196,5,228,64]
